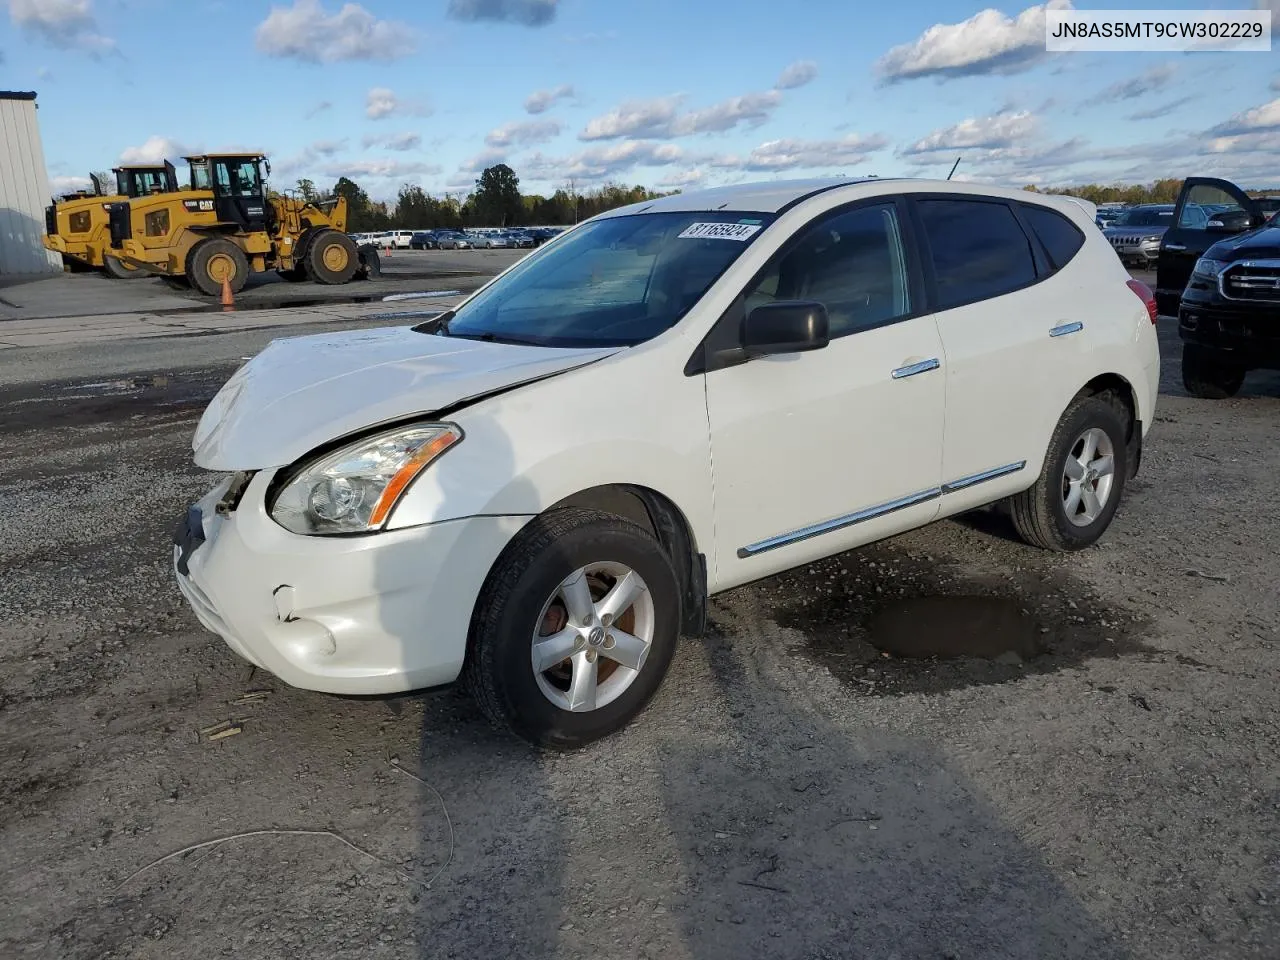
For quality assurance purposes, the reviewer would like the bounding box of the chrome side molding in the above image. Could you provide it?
[737,461,1027,558]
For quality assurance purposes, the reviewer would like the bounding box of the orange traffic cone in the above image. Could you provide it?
[383,241,392,258]
[220,274,235,311]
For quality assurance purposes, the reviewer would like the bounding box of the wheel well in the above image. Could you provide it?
[548,485,707,637]
[1077,374,1137,434]
[1075,373,1141,478]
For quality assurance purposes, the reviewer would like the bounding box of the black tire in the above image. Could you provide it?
[464,508,682,749]
[1182,344,1244,400]
[186,238,249,297]
[1010,393,1131,552]
[276,266,309,282]
[101,255,140,280]
[304,229,359,285]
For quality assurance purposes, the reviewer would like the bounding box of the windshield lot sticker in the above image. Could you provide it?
[678,222,762,241]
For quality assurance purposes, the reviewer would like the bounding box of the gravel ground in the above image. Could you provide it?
[0,303,1277,959]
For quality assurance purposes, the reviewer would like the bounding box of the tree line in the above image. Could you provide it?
[286,163,672,233]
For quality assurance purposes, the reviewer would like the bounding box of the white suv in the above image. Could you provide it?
[175,177,1160,748]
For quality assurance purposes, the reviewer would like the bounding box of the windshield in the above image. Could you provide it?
[1115,207,1173,227]
[435,211,774,348]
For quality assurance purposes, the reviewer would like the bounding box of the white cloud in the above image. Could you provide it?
[521,140,686,183]
[1096,64,1176,102]
[656,169,706,189]
[579,90,782,141]
[447,0,557,26]
[460,148,510,172]
[319,159,442,179]
[710,133,888,172]
[899,111,1038,156]
[876,0,1071,82]
[118,135,198,165]
[775,60,818,90]
[8,0,115,54]
[255,0,415,63]
[306,100,333,119]
[50,174,92,194]
[524,83,574,114]
[1210,96,1280,137]
[485,119,561,148]
[36,66,54,80]
[366,87,432,120]
[362,132,423,151]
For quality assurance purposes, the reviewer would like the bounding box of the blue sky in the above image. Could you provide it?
[3,0,1278,201]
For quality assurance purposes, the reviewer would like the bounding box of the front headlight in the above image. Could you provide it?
[1142,235,1162,243]
[1192,258,1226,279]
[270,423,462,535]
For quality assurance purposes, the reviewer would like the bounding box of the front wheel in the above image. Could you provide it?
[187,238,249,297]
[304,229,359,285]
[101,255,141,279]
[1010,393,1131,552]
[464,508,681,749]
[1182,344,1244,399]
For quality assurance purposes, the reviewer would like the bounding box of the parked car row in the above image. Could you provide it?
[348,227,566,250]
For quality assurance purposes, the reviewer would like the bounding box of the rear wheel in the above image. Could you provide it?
[1182,344,1244,399]
[464,508,681,749]
[1010,393,1130,552]
[304,229,359,285]
[101,255,140,280]
[187,238,249,297]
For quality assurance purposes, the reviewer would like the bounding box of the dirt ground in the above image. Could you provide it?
[0,298,1277,959]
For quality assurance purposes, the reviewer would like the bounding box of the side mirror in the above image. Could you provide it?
[742,301,829,358]
[1206,219,1246,234]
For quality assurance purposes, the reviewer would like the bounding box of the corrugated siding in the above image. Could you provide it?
[0,96,61,276]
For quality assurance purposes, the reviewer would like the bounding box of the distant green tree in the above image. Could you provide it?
[331,177,389,232]
[473,164,524,226]
[295,178,319,203]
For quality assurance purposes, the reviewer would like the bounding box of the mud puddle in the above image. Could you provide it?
[733,529,1154,696]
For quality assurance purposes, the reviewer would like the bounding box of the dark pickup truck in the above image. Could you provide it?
[1157,177,1280,398]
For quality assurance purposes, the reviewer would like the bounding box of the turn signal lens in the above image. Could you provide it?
[1126,279,1157,324]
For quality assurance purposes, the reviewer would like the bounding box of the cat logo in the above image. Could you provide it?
[183,199,215,212]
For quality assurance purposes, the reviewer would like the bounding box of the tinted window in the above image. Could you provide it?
[918,199,1036,309]
[1020,204,1085,270]
[1115,207,1173,227]
[742,203,911,338]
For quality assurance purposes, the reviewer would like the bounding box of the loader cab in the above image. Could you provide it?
[114,162,180,199]
[186,153,270,231]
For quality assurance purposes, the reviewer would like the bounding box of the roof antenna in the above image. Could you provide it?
[946,156,961,181]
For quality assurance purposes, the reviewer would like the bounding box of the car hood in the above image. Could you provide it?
[192,325,620,470]
[1206,224,1280,262]
[1104,225,1168,239]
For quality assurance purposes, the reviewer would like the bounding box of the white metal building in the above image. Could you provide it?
[0,91,60,278]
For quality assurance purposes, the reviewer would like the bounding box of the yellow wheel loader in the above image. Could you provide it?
[109,154,365,296]
[42,164,179,277]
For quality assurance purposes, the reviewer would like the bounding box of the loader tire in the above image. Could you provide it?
[102,255,141,280]
[187,238,249,297]
[304,230,359,285]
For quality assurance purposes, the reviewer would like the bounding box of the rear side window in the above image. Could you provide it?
[917,199,1036,309]
[1020,204,1085,270]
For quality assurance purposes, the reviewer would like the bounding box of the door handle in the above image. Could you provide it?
[1164,243,1186,251]
[891,358,940,379]
[1049,321,1084,338]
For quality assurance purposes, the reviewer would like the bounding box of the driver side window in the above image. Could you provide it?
[742,203,911,339]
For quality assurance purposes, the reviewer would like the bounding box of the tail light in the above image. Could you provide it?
[1126,278,1157,324]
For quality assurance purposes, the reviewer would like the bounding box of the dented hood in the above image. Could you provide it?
[192,325,619,470]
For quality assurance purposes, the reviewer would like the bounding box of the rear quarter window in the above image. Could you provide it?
[916,198,1037,310]
[1020,203,1085,270]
